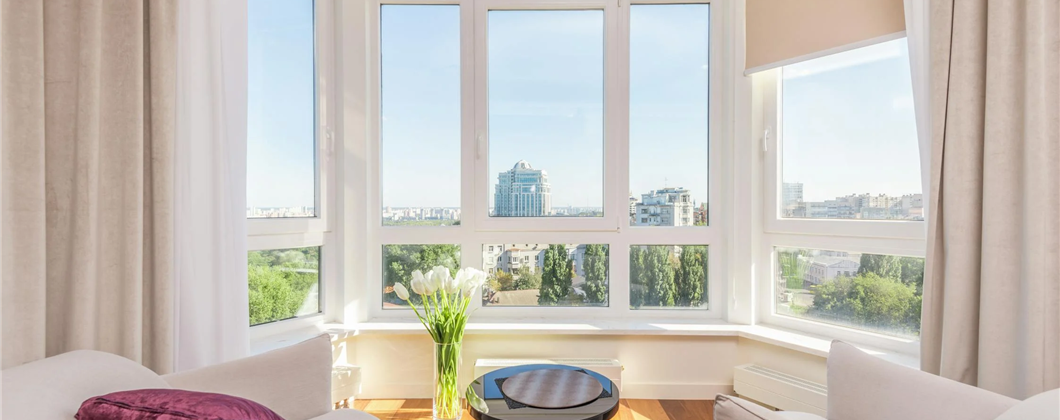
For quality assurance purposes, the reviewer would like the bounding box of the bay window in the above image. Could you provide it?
[240,0,931,359]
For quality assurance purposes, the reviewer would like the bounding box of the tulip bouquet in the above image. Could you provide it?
[392,266,486,420]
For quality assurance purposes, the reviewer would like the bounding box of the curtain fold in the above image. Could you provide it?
[173,0,249,372]
[921,0,1060,399]
[1,0,177,373]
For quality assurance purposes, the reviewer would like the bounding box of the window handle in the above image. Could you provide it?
[477,134,486,160]
[763,126,771,153]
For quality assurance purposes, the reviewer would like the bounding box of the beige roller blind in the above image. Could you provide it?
[746,0,906,73]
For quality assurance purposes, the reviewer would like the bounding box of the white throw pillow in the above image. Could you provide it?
[993,389,1060,420]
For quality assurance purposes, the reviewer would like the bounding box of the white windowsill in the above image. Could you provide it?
[251,318,919,369]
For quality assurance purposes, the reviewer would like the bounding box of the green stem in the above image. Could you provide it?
[434,341,461,419]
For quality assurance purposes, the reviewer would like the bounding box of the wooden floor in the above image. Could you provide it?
[352,399,714,420]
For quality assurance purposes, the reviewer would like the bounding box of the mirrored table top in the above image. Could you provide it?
[465,364,620,420]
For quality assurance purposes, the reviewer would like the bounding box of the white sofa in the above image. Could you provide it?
[716,341,1059,420]
[2,334,377,420]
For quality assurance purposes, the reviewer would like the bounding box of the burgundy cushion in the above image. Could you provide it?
[76,389,286,420]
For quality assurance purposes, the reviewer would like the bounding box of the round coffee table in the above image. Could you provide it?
[465,364,620,420]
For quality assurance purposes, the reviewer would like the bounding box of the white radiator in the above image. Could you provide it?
[474,358,623,389]
[733,364,827,416]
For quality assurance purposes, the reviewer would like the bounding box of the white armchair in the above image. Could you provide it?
[715,341,1059,420]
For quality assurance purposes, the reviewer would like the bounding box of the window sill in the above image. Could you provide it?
[273,318,918,369]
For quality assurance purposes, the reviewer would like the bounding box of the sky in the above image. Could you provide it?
[247,0,316,210]
[248,3,920,210]
[782,39,922,202]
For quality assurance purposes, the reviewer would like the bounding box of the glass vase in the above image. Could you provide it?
[433,341,462,420]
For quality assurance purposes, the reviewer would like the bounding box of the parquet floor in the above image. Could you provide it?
[352,399,715,420]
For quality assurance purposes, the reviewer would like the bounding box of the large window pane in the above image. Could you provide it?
[247,0,316,218]
[248,247,321,326]
[774,247,923,337]
[381,6,461,227]
[781,39,922,221]
[488,11,604,218]
[382,244,461,308]
[629,5,710,227]
[629,245,708,309]
[482,244,608,307]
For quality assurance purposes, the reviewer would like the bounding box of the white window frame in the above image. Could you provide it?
[248,0,341,339]
[754,41,927,354]
[361,0,732,322]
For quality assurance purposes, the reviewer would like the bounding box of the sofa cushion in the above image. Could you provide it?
[75,388,284,420]
[2,350,172,420]
[163,334,333,420]
[993,389,1060,420]
[827,341,1019,420]
[714,394,789,420]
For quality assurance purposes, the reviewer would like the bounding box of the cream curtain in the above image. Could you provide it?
[173,0,250,371]
[1,0,176,373]
[922,0,1060,399]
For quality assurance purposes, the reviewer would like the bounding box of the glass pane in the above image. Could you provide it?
[488,11,604,218]
[781,38,922,221]
[629,5,710,227]
[482,244,608,307]
[381,5,461,227]
[629,245,708,309]
[247,0,317,218]
[248,246,321,326]
[774,247,923,337]
[382,244,461,308]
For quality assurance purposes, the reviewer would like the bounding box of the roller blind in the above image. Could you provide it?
[745,0,906,73]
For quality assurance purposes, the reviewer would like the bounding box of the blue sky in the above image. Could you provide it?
[782,39,921,202]
[249,3,920,210]
[247,0,316,210]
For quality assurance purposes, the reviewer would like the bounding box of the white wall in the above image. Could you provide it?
[339,334,828,400]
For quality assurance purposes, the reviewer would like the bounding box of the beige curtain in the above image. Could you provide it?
[1,0,176,373]
[922,0,1060,399]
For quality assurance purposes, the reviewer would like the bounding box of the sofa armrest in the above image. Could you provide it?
[827,341,1018,420]
[162,334,333,420]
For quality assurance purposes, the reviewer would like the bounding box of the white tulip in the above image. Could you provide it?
[411,270,429,295]
[422,271,438,294]
[455,268,471,287]
[471,269,487,287]
[461,269,487,298]
[410,277,427,295]
[445,277,460,295]
[432,266,450,293]
[461,280,476,298]
[393,282,410,301]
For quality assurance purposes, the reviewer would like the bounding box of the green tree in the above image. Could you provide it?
[778,249,809,289]
[645,246,676,307]
[810,272,921,334]
[248,265,317,325]
[513,265,542,290]
[489,269,515,291]
[629,247,647,308]
[383,244,460,305]
[858,254,903,280]
[899,257,925,292]
[582,244,609,305]
[538,245,572,305]
[248,250,271,267]
[676,246,706,307]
